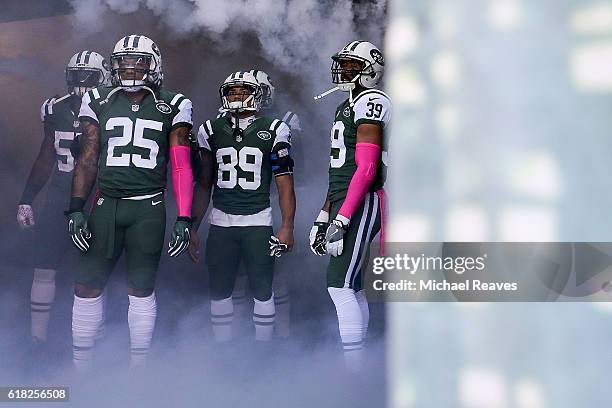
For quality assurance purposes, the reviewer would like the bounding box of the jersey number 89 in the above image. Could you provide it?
[216,146,263,190]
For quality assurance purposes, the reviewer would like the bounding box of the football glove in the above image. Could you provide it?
[17,204,35,229]
[168,217,191,257]
[67,211,91,252]
[325,215,350,257]
[269,235,289,257]
[309,210,329,256]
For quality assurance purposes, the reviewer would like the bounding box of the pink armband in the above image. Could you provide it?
[170,146,193,218]
[337,142,381,220]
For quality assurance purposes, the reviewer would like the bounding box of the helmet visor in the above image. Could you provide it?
[112,54,153,82]
[66,69,102,87]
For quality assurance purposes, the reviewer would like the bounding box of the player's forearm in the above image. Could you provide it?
[191,149,214,230]
[191,182,211,231]
[20,147,54,204]
[276,175,296,229]
[70,122,99,210]
[321,198,331,213]
[71,159,97,202]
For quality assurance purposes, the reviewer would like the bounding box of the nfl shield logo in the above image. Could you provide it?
[97,197,104,206]
[73,120,80,128]
[132,104,140,112]
[236,135,243,142]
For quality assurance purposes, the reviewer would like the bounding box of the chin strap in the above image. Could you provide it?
[100,85,160,105]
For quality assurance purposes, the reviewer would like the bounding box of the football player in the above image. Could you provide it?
[310,41,390,372]
[228,70,302,338]
[17,50,109,351]
[189,71,296,343]
[66,35,194,370]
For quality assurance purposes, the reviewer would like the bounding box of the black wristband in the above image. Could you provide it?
[20,188,36,206]
[176,216,192,223]
[68,197,86,213]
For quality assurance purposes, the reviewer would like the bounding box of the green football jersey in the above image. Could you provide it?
[197,116,292,215]
[79,86,192,198]
[40,94,82,189]
[328,88,391,203]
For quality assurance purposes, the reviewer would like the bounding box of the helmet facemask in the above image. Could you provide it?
[66,68,104,97]
[331,56,370,91]
[111,53,157,92]
[220,83,262,113]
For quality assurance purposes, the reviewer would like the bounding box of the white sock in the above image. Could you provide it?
[31,268,56,341]
[128,293,157,369]
[231,275,248,335]
[328,287,364,373]
[72,293,103,372]
[211,297,233,342]
[253,295,275,341]
[95,290,106,341]
[355,290,370,341]
[273,274,290,338]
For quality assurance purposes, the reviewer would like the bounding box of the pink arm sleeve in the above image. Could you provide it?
[170,146,193,218]
[337,142,381,220]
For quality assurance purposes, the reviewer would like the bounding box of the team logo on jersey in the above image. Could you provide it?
[257,130,272,140]
[97,197,104,206]
[73,120,80,128]
[156,101,172,114]
[370,49,385,66]
[131,104,140,112]
[343,106,351,117]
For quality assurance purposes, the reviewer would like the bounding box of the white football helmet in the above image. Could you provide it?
[65,50,110,97]
[249,69,275,109]
[110,35,163,91]
[219,71,263,113]
[331,41,384,91]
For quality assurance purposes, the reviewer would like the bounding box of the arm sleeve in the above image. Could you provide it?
[170,145,193,218]
[337,142,381,220]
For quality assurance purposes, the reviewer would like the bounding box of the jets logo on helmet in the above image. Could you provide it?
[219,71,263,113]
[111,34,163,92]
[65,50,110,97]
[370,49,384,66]
[249,69,275,109]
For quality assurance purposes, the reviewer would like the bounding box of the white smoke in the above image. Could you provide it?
[69,0,387,84]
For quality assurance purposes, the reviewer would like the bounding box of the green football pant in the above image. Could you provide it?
[327,191,381,291]
[206,225,274,301]
[75,194,166,291]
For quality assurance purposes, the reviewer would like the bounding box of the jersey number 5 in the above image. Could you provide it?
[216,146,263,190]
[106,117,162,169]
[54,131,78,172]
